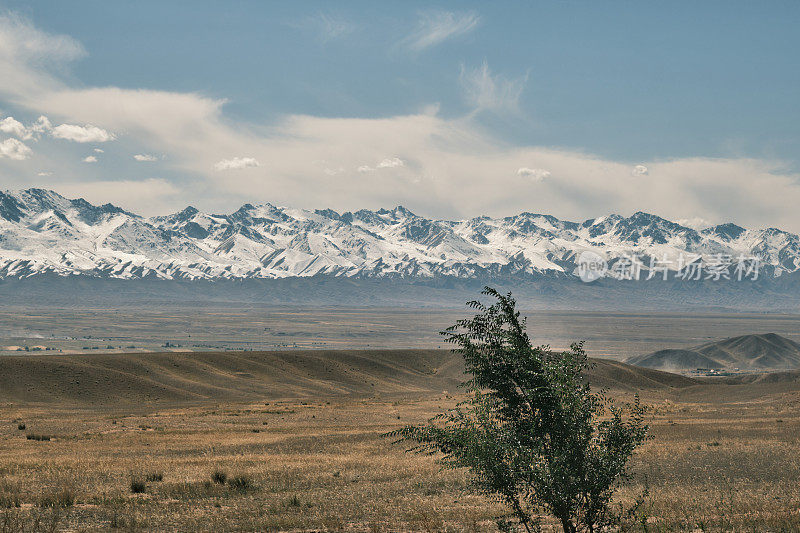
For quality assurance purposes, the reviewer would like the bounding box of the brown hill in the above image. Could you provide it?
[626,333,800,372]
[0,349,696,407]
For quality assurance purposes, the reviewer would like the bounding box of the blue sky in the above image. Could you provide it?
[0,1,799,230]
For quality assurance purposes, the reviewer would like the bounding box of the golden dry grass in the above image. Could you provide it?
[1,389,799,532]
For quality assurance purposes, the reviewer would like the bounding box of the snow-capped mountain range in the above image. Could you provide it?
[0,188,798,281]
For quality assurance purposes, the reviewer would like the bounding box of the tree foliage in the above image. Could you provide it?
[389,287,649,532]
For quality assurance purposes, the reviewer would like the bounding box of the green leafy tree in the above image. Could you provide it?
[389,287,649,532]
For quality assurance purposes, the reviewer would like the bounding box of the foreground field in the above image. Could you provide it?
[1,350,799,531]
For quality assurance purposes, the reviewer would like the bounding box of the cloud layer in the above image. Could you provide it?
[0,14,800,232]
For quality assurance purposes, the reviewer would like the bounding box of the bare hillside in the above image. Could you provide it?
[626,333,800,372]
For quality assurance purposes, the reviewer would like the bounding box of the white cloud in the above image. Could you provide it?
[0,138,32,160]
[632,164,649,176]
[82,155,97,163]
[93,148,104,153]
[213,157,259,171]
[403,10,479,52]
[517,167,551,182]
[376,157,404,169]
[51,123,114,143]
[134,153,158,162]
[37,171,52,176]
[460,61,526,113]
[31,116,51,134]
[0,114,114,144]
[356,158,405,173]
[0,117,29,139]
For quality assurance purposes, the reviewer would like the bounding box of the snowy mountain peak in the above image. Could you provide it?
[0,188,798,281]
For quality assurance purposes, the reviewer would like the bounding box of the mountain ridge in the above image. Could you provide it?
[0,188,798,282]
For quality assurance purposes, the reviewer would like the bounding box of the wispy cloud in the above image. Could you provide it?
[403,10,479,52]
[632,164,649,176]
[82,155,97,163]
[460,61,527,113]
[134,153,158,162]
[292,12,355,43]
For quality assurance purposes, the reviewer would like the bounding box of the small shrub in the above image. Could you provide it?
[707,441,721,447]
[211,471,227,485]
[26,434,51,441]
[288,494,301,507]
[17,423,25,431]
[227,475,252,491]
[39,487,75,508]
[145,472,163,482]
[129,479,146,494]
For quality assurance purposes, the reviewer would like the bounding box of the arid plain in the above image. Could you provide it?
[2,310,800,531]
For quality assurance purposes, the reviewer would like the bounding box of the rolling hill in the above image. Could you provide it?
[0,349,696,407]
[626,333,800,372]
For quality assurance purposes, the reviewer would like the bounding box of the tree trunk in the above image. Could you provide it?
[560,516,576,533]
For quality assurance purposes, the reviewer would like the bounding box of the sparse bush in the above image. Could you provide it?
[129,479,146,494]
[145,472,163,482]
[26,434,51,442]
[16,423,25,431]
[288,494,301,507]
[390,287,649,533]
[0,480,21,508]
[211,470,227,485]
[227,474,252,491]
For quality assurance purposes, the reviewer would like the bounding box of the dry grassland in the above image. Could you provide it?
[0,350,798,531]
[1,391,799,531]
